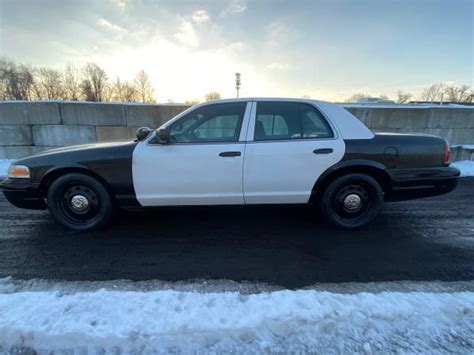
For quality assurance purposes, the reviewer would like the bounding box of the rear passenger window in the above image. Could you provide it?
[254,102,333,141]
[301,108,333,138]
[256,115,289,137]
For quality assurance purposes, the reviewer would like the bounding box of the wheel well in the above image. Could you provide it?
[39,168,114,199]
[310,165,392,203]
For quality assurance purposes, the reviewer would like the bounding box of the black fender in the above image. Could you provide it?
[39,164,114,197]
[12,141,139,207]
[310,159,392,203]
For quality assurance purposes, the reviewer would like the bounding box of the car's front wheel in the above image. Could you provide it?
[320,173,384,230]
[47,173,113,231]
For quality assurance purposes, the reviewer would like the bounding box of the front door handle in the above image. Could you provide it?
[313,148,333,154]
[219,151,241,157]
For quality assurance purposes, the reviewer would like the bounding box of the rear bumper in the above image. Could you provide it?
[0,178,47,210]
[386,166,460,202]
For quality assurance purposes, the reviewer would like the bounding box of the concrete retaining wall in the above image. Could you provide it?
[0,101,473,160]
[0,102,188,159]
[451,146,474,162]
[345,105,474,146]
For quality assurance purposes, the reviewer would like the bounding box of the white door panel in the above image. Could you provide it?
[133,142,245,206]
[243,139,345,204]
[133,101,250,206]
[243,100,345,204]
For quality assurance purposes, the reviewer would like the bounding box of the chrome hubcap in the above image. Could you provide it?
[70,194,89,212]
[343,194,362,211]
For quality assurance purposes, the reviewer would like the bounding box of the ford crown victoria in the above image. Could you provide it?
[0,98,460,230]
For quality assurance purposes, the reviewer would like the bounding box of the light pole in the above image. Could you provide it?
[235,72,241,98]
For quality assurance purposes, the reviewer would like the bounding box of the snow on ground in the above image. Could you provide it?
[452,160,474,177]
[0,278,473,354]
[0,159,11,178]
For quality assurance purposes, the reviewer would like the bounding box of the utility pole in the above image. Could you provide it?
[235,72,241,98]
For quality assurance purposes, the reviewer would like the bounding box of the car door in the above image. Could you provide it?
[133,101,251,206]
[243,100,345,204]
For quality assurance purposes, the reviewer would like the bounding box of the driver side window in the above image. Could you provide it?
[169,103,247,143]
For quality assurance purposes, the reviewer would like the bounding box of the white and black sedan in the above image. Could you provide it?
[1,98,460,230]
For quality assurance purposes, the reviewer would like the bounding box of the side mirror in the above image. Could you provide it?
[156,128,170,144]
[136,127,153,141]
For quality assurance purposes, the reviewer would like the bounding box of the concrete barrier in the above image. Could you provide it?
[62,102,126,126]
[451,146,474,161]
[32,125,97,146]
[0,101,473,160]
[0,102,61,124]
[0,125,33,146]
[344,105,474,145]
[0,101,190,159]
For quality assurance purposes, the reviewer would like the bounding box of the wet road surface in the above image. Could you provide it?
[0,178,473,288]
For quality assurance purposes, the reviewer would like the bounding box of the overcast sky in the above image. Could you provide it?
[0,0,472,102]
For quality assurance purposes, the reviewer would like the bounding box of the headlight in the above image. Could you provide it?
[8,165,30,179]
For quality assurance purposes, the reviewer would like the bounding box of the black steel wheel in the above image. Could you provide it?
[321,173,384,230]
[47,173,113,231]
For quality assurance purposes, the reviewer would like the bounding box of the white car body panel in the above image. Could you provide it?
[314,100,374,139]
[243,139,345,203]
[243,100,345,204]
[132,98,370,206]
[133,142,246,206]
[133,102,252,206]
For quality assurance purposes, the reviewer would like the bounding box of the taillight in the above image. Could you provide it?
[444,141,451,165]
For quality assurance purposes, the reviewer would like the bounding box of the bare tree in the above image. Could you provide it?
[444,85,471,103]
[112,77,138,102]
[0,58,35,100]
[0,77,6,100]
[204,92,221,101]
[134,70,155,103]
[16,64,35,100]
[420,83,444,102]
[111,78,124,102]
[81,63,108,102]
[31,68,44,100]
[63,64,81,100]
[122,82,139,102]
[397,90,412,103]
[0,58,13,99]
[36,67,64,100]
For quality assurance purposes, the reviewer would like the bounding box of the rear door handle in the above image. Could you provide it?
[313,148,333,154]
[219,151,241,157]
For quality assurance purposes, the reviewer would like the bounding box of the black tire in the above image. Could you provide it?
[320,173,384,230]
[47,173,113,231]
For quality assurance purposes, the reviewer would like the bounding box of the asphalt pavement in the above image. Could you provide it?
[0,179,473,289]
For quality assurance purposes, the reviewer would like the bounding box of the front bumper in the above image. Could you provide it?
[0,177,47,210]
[386,166,460,202]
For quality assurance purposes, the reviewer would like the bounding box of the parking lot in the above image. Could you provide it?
[0,178,473,289]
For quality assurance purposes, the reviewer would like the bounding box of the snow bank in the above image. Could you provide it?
[0,283,473,353]
[452,144,474,150]
[0,160,10,178]
[452,160,474,177]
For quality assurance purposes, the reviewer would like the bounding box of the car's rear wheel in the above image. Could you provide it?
[321,173,384,230]
[47,173,113,231]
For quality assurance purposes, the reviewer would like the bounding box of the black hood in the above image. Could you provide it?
[14,141,138,185]
[24,141,137,159]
